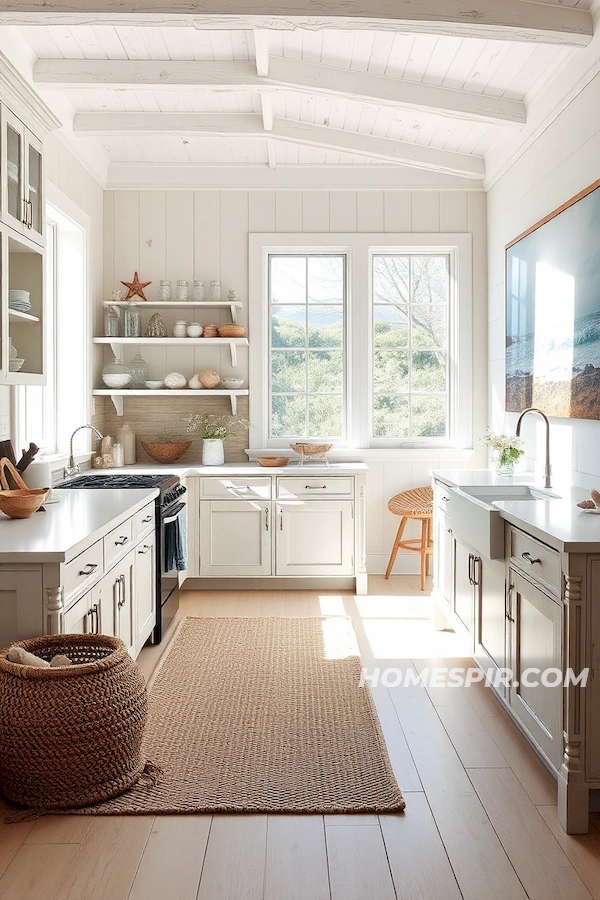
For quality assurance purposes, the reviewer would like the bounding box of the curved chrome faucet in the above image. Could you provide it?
[65,424,103,479]
[515,408,551,489]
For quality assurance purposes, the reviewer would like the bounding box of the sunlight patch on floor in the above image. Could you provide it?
[320,616,361,659]
[360,617,472,659]
[318,594,347,616]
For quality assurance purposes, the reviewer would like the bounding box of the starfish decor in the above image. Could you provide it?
[121,271,151,301]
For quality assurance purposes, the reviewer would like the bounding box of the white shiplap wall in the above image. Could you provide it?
[487,67,600,490]
[104,186,487,573]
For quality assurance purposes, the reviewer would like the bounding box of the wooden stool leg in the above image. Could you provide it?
[419,518,428,591]
[425,518,432,577]
[385,516,408,579]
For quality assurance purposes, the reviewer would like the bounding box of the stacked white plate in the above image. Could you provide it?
[9,290,31,312]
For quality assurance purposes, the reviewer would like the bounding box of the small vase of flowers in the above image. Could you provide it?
[481,428,525,476]
[185,413,249,466]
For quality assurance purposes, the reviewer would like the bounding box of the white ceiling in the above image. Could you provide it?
[10,8,595,182]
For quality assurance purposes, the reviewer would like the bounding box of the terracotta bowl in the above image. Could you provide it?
[140,440,191,463]
[257,457,290,467]
[0,488,49,519]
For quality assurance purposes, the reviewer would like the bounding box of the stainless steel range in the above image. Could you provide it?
[58,472,187,643]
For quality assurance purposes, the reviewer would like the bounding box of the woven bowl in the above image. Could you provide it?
[258,457,290,467]
[290,442,333,456]
[217,324,246,338]
[141,440,191,463]
[0,488,49,519]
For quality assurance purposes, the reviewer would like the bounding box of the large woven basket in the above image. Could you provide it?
[0,634,150,812]
[141,440,191,463]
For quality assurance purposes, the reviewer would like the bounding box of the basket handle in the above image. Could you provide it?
[0,458,28,491]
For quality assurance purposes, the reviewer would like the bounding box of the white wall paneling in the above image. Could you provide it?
[487,62,600,490]
[104,186,486,573]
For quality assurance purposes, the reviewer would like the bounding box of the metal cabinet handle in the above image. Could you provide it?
[114,536,129,546]
[468,553,474,586]
[142,515,153,523]
[305,484,327,490]
[279,508,283,531]
[137,544,151,555]
[472,556,481,587]
[506,584,515,623]
[79,563,98,576]
[87,602,99,635]
[27,199,33,228]
[117,573,126,609]
[521,551,541,565]
[441,495,450,502]
[232,485,249,492]
[265,507,269,531]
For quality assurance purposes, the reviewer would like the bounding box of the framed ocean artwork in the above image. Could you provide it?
[505,178,600,419]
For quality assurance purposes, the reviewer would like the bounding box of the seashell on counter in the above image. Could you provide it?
[591,489,600,508]
[577,499,596,509]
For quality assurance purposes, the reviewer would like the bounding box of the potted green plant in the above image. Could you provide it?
[140,429,192,464]
[184,414,249,466]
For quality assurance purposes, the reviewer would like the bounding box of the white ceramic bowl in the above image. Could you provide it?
[102,372,131,389]
[221,378,244,390]
[186,323,203,338]
[145,380,164,390]
[9,358,25,372]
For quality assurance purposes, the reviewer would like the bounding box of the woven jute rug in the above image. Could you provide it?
[71,615,405,815]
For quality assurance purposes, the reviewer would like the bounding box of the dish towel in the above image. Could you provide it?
[165,506,187,572]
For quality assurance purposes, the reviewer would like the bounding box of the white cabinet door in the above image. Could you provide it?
[434,513,453,606]
[63,590,92,635]
[115,552,135,655]
[0,568,43,645]
[453,539,474,637]
[509,568,562,770]
[1,107,25,234]
[134,531,156,654]
[200,500,271,576]
[24,130,43,245]
[275,501,354,576]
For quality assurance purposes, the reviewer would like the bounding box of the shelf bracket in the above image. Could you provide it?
[229,342,238,367]
[110,395,124,417]
[230,394,238,415]
[229,303,238,324]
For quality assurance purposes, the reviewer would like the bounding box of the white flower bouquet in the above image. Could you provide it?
[481,428,525,472]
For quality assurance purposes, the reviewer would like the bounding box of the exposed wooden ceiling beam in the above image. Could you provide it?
[72,111,485,177]
[34,58,526,126]
[0,1,593,45]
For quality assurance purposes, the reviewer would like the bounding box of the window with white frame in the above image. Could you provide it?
[250,234,471,452]
[269,254,347,440]
[14,196,89,456]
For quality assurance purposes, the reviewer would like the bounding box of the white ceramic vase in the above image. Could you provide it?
[202,438,224,466]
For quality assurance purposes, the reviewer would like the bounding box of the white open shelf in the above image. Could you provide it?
[94,388,248,416]
[9,308,39,323]
[104,300,243,323]
[94,336,248,367]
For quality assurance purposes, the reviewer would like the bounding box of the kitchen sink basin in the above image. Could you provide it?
[445,483,560,560]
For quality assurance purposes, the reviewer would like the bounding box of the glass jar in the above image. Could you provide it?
[104,306,121,337]
[117,421,136,465]
[193,280,205,302]
[173,320,188,338]
[176,280,188,302]
[158,280,171,302]
[210,280,222,302]
[101,357,131,389]
[124,300,142,337]
[128,353,149,389]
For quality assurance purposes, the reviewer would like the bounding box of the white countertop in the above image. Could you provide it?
[95,462,369,476]
[431,469,600,552]
[0,488,158,563]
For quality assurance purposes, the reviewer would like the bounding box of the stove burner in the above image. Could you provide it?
[59,474,173,489]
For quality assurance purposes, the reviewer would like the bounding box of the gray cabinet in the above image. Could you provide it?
[475,554,507,682]
[453,539,474,636]
[508,568,563,770]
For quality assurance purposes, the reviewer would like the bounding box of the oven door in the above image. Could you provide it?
[155,500,186,643]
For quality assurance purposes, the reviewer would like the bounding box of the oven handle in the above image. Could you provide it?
[162,502,186,525]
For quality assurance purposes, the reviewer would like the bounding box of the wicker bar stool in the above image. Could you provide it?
[385,486,434,591]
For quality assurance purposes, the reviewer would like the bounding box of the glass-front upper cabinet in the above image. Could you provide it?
[1,106,44,246]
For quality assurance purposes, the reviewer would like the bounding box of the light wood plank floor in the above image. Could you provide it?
[2,576,600,900]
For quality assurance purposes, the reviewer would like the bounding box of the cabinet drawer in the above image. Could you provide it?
[133,502,155,540]
[434,482,451,513]
[277,477,354,499]
[509,527,561,596]
[63,539,104,601]
[104,517,134,571]
[200,477,271,500]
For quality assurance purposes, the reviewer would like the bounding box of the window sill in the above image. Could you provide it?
[246,448,476,463]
